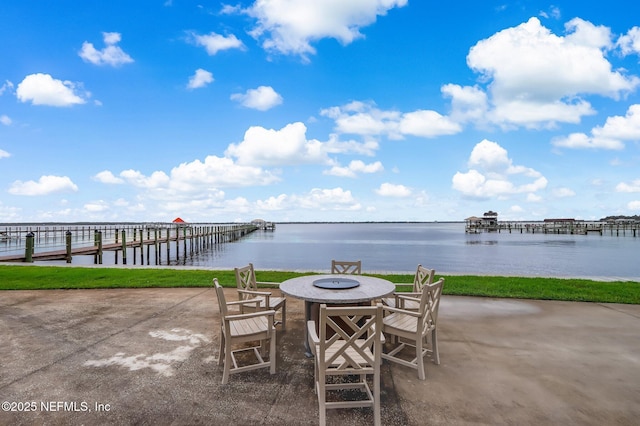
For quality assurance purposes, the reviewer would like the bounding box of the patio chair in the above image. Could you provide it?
[381,278,444,380]
[307,303,383,426]
[235,263,286,329]
[381,264,435,310]
[213,278,277,385]
[331,259,362,275]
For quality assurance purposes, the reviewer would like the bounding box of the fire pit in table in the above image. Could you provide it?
[312,277,360,290]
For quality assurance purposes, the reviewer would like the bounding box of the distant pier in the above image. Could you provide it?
[0,222,266,265]
[465,219,639,236]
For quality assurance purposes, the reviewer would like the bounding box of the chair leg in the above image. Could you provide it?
[431,328,440,365]
[416,336,426,381]
[270,331,277,374]
[217,332,225,366]
[222,341,232,385]
[281,302,286,330]
[318,379,326,426]
[374,372,381,426]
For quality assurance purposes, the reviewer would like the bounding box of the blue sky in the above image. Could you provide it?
[1,0,640,223]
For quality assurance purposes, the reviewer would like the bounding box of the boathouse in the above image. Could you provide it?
[465,211,498,233]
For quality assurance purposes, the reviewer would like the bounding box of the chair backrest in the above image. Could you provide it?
[235,263,257,300]
[418,278,444,336]
[413,264,436,293]
[318,303,382,374]
[213,278,228,318]
[331,259,362,275]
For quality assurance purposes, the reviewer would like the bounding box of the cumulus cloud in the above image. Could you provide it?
[187,68,214,89]
[617,26,640,56]
[628,200,640,211]
[0,149,10,159]
[16,73,87,106]
[452,140,548,199]
[226,122,329,166]
[324,160,384,177]
[464,17,640,128]
[79,32,134,66]
[246,0,407,60]
[230,86,282,110]
[191,32,244,55]
[553,104,640,150]
[375,182,412,197]
[616,179,640,193]
[9,175,78,196]
[93,170,124,184]
[296,187,361,211]
[101,156,279,206]
[0,115,11,125]
[321,101,460,139]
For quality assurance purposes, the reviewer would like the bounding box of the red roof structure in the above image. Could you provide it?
[172,217,185,223]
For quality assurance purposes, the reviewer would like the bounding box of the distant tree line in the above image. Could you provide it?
[601,215,640,221]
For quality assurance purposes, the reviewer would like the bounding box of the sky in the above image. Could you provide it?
[1,0,640,224]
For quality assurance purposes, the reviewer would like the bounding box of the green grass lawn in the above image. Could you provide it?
[1,265,638,304]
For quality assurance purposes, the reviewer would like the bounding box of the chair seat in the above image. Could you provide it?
[228,316,270,338]
[257,296,286,311]
[383,312,419,334]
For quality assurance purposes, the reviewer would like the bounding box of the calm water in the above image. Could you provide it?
[5,222,639,279]
[185,222,637,279]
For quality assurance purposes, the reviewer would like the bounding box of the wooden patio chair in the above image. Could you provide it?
[381,278,444,380]
[235,263,286,329]
[307,303,383,426]
[381,264,435,310]
[213,279,277,385]
[331,259,362,275]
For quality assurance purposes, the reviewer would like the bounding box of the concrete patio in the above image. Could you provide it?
[1,286,639,425]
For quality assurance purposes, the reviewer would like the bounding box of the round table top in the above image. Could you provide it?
[280,274,395,304]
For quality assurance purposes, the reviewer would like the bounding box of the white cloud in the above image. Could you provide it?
[452,140,548,199]
[192,32,244,55]
[552,187,576,198]
[9,175,78,196]
[230,85,282,110]
[187,68,214,89]
[0,149,10,159]
[321,101,461,139]
[79,32,134,66]
[616,179,640,193]
[324,160,383,177]
[16,73,87,107]
[93,170,124,184]
[296,187,361,211]
[466,17,640,128]
[226,122,329,166]
[553,104,640,150]
[617,26,640,56]
[441,84,488,124]
[628,200,640,211]
[246,0,408,60]
[84,200,109,212]
[398,110,461,137]
[0,80,14,95]
[375,182,412,197]
[0,115,11,125]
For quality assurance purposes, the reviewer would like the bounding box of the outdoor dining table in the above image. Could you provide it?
[279,274,395,357]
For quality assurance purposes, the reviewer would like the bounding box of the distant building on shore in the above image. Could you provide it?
[465,211,498,233]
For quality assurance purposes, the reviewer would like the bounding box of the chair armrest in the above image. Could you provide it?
[225,309,276,322]
[307,320,319,344]
[225,298,261,308]
[382,305,421,317]
[238,289,272,297]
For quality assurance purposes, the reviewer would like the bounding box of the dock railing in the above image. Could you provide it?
[0,222,263,265]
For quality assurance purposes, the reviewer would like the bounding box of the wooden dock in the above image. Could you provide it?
[0,223,262,265]
[465,220,640,236]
